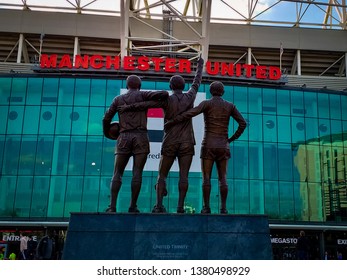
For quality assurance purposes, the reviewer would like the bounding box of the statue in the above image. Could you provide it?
[102,75,169,213]
[118,56,204,213]
[165,81,247,214]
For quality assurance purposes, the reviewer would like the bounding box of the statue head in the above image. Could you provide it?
[210,81,224,96]
[126,75,141,90]
[169,75,185,91]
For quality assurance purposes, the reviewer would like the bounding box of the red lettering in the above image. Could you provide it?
[58,55,72,68]
[243,64,254,78]
[235,64,242,77]
[178,59,191,73]
[124,56,135,70]
[269,66,281,80]
[74,55,89,69]
[106,56,120,69]
[137,56,150,71]
[221,63,234,76]
[151,58,164,71]
[256,66,267,79]
[40,54,57,68]
[90,55,104,69]
[206,61,219,75]
[165,58,176,73]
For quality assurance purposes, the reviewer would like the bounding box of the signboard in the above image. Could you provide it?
[39,54,283,82]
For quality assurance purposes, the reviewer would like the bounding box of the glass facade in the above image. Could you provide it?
[0,75,347,222]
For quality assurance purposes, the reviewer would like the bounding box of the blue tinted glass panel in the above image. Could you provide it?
[84,137,103,175]
[279,182,294,220]
[277,90,290,116]
[277,116,291,143]
[278,143,293,181]
[263,88,276,115]
[305,118,319,143]
[304,91,318,118]
[329,94,341,120]
[87,107,104,136]
[2,136,21,175]
[248,88,262,114]
[18,136,37,175]
[42,78,59,104]
[0,106,8,134]
[7,106,24,134]
[11,78,27,103]
[341,94,347,120]
[249,180,264,214]
[99,177,111,211]
[101,139,115,176]
[293,182,303,220]
[106,80,122,105]
[264,181,279,218]
[232,142,249,179]
[306,145,321,183]
[30,176,50,217]
[14,176,33,217]
[0,176,17,216]
[58,78,75,105]
[47,176,66,217]
[90,79,106,107]
[71,107,88,135]
[263,143,278,180]
[291,91,304,116]
[55,106,72,135]
[155,81,171,91]
[27,78,43,105]
[35,136,54,175]
[292,145,307,182]
[223,85,233,102]
[23,106,40,134]
[234,179,249,214]
[331,120,343,146]
[68,137,86,175]
[248,114,262,141]
[317,93,329,119]
[263,115,277,142]
[81,177,100,212]
[249,142,263,179]
[291,116,305,143]
[318,118,331,142]
[39,106,56,134]
[64,176,83,217]
[307,182,323,222]
[233,86,248,113]
[0,77,11,105]
[51,136,70,175]
[141,81,156,90]
[74,79,90,106]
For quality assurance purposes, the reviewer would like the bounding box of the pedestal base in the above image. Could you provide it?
[63,213,272,260]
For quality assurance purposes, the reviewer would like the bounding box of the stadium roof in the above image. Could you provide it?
[0,0,346,30]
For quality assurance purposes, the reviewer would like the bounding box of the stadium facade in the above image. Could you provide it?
[0,1,347,259]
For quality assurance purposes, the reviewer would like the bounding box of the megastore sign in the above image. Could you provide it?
[39,54,282,81]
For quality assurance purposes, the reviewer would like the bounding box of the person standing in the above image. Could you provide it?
[103,75,169,213]
[19,232,28,260]
[26,235,37,260]
[296,230,310,260]
[165,81,246,214]
[119,57,204,213]
[36,230,56,260]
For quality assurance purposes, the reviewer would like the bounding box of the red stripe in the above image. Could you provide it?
[147,108,164,118]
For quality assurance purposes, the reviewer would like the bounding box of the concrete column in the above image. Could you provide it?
[201,0,212,62]
[17,33,24,63]
[73,36,79,66]
[297,49,301,76]
[247,47,252,64]
[120,0,130,65]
